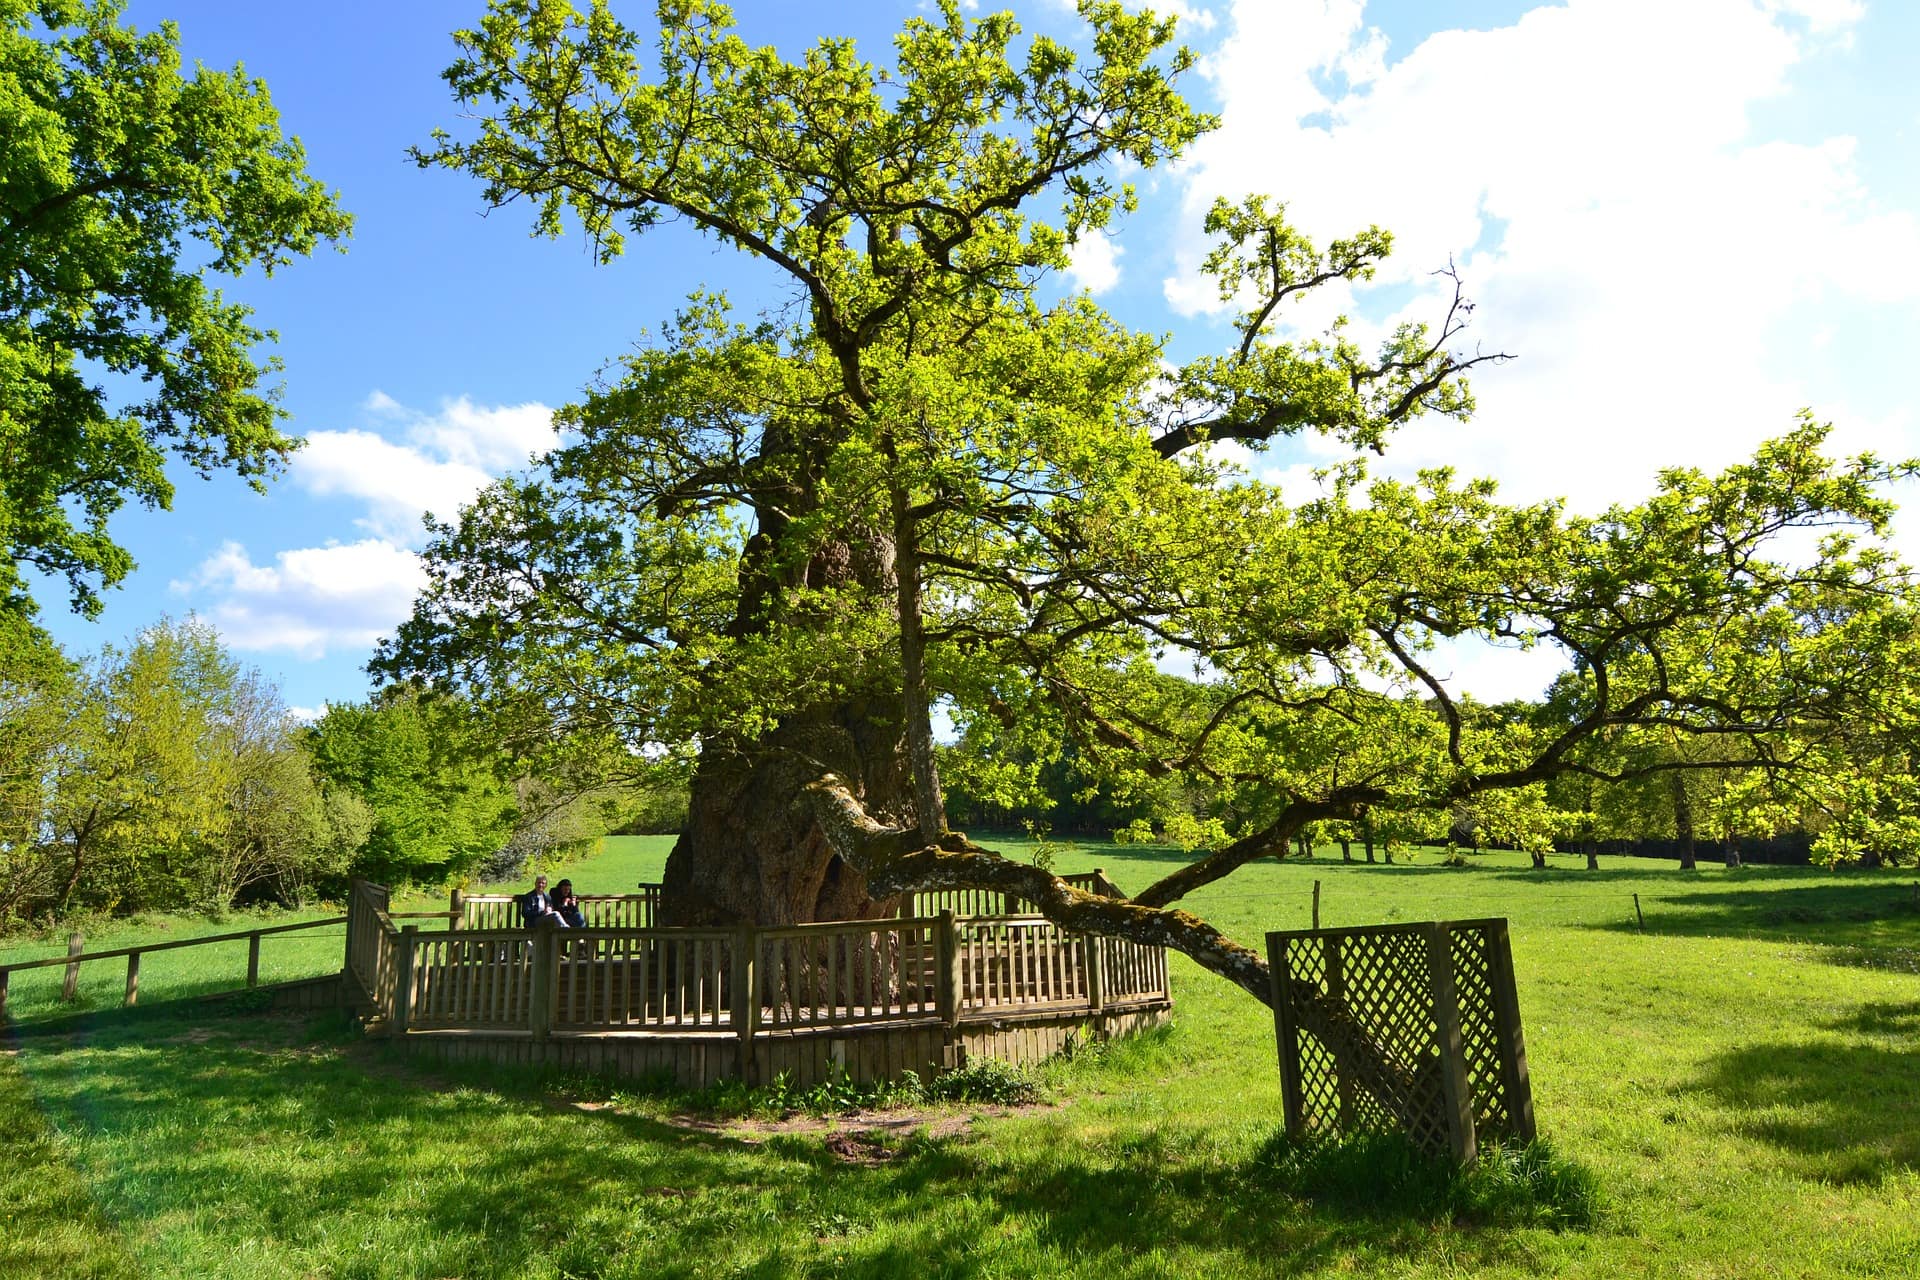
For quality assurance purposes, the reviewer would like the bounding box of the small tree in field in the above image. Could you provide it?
[387,0,1920,1006]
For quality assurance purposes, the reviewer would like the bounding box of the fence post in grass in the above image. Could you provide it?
[1424,923,1477,1164]
[935,910,961,1026]
[125,952,141,1006]
[529,924,555,1042]
[61,932,83,1002]
[393,926,418,1034]
[1633,893,1645,930]
[0,967,9,1017]
[1312,880,1321,930]
[247,932,262,988]
[449,887,466,930]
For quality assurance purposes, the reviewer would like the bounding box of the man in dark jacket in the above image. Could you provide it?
[520,875,568,928]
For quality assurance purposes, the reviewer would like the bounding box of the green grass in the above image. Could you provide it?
[5,838,1920,1276]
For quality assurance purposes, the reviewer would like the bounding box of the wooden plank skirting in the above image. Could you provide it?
[344,880,1174,1086]
[398,1002,1173,1089]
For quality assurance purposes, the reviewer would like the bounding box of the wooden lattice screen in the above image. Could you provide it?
[1264,918,1535,1163]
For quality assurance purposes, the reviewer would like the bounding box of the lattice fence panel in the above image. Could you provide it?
[1267,918,1535,1163]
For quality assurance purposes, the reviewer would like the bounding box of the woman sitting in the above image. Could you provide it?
[551,878,588,930]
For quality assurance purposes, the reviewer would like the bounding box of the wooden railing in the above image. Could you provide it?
[899,868,1126,918]
[759,918,943,1030]
[955,918,1169,1014]
[456,885,660,931]
[1,913,346,1018]
[348,879,401,1023]
[359,900,1171,1045]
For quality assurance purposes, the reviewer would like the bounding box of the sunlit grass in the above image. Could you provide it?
[4,838,1920,1276]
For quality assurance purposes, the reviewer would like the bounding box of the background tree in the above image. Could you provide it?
[0,0,350,618]
[305,689,521,886]
[389,0,1920,1007]
[0,613,77,919]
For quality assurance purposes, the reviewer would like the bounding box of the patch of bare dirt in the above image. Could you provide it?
[667,1100,1057,1145]
[824,1130,896,1165]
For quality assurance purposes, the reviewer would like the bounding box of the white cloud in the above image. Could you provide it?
[176,540,428,660]
[1067,231,1125,294]
[1167,0,1920,516]
[175,393,556,661]
[295,393,556,542]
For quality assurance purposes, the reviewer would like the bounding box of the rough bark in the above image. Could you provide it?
[662,711,913,927]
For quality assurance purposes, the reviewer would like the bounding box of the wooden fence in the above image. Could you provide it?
[1265,918,1535,1163]
[898,868,1123,919]
[0,913,346,1017]
[348,887,1171,1047]
[456,885,661,932]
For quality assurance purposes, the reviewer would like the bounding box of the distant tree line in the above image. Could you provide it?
[940,669,1913,873]
[0,616,686,927]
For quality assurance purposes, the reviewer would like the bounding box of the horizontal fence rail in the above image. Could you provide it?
[1,913,346,1016]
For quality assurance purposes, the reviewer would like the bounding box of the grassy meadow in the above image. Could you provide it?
[4,836,1920,1278]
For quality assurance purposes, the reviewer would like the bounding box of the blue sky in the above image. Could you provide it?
[32,0,1920,714]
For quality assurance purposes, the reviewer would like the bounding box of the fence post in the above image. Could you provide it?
[0,967,9,1017]
[125,952,141,1006]
[1424,923,1477,1164]
[1266,931,1306,1141]
[1086,931,1106,1014]
[393,926,418,1034]
[61,932,83,1002]
[732,927,758,1080]
[529,924,555,1041]
[935,911,960,1027]
[247,933,261,988]
[1486,919,1537,1143]
[449,887,466,930]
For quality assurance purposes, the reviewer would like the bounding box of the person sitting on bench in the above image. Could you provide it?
[551,878,587,929]
[520,875,569,928]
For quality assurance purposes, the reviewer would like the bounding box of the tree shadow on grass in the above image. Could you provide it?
[6,1005,1596,1280]
[1685,1002,1920,1185]
[1574,879,1920,950]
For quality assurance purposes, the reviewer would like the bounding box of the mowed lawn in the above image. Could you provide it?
[4,837,1919,1278]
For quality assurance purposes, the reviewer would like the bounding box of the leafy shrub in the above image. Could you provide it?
[923,1058,1041,1106]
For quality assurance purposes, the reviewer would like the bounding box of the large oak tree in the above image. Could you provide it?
[389,0,1918,1005]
